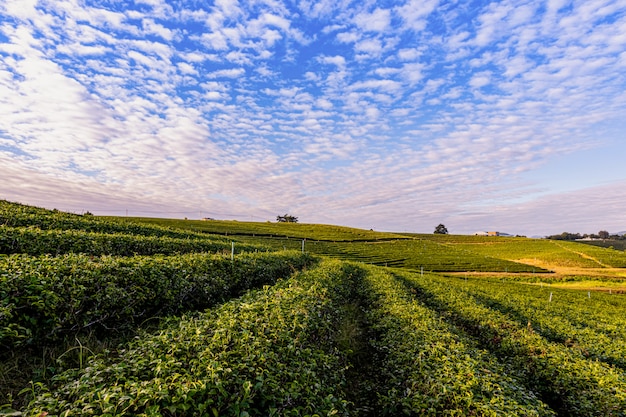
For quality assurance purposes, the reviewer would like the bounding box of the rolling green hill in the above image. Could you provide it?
[2,200,626,416]
[101,215,409,241]
[107,215,549,273]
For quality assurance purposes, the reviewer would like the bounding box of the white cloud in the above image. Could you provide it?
[398,48,421,61]
[349,79,402,93]
[177,62,197,75]
[337,31,359,43]
[316,98,333,109]
[206,68,245,78]
[318,55,346,67]
[201,32,230,50]
[396,0,439,32]
[142,18,176,41]
[258,13,291,31]
[400,62,424,84]
[214,0,242,19]
[304,71,320,81]
[355,38,383,55]
[469,72,491,88]
[2,0,39,20]
[354,8,391,32]
[56,43,108,56]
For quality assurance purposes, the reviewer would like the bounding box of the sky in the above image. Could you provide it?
[1,0,625,237]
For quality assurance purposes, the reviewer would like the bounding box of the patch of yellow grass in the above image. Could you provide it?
[546,280,626,293]
[516,258,626,279]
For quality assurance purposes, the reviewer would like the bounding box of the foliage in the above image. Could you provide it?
[276,214,298,223]
[546,230,626,241]
[579,239,626,251]
[398,271,626,416]
[0,226,262,256]
[545,232,583,241]
[361,265,554,416]
[24,260,353,417]
[0,200,207,240]
[0,251,314,351]
[4,201,626,416]
[455,275,626,369]
[242,237,546,273]
[433,224,448,234]
[20,260,626,416]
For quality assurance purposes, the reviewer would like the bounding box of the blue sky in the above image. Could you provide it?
[1,0,625,236]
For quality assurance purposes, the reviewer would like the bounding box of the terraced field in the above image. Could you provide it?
[2,200,626,416]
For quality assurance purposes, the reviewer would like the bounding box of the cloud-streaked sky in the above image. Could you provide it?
[1,0,625,236]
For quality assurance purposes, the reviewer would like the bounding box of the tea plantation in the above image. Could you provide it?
[2,200,626,416]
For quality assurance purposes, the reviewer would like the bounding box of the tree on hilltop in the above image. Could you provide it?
[277,214,298,223]
[434,224,448,234]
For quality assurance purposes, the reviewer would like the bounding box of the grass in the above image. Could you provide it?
[431,236,626,269]
[113,215,626,274]
[103,216,409,241]
[2,200,626,416]
[108,218,552,273]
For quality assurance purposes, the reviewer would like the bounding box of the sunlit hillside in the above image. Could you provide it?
[2,200,626,416]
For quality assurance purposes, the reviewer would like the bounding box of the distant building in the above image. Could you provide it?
[475,231,500,236]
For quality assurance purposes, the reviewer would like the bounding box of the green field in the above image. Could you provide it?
[2,200,626,416]
[102,215,408,241]
[106,216,549,273]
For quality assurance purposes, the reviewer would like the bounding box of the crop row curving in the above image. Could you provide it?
[397,271,626,416]
[332,240,544,272]
[453,276,626,370]
[23,259,354,417]
[0,251,314,351]
[8,259,626,416]
[359,265,554,416]
[233,236,546,273]
[0,226,262,256]
[0,200,207,240]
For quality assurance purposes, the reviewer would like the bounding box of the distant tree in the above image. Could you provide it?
[546,232,581,241]
[598,230,610,239]
[434,224,448,234]
[83,211,93,216]
[277,214,298,223]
